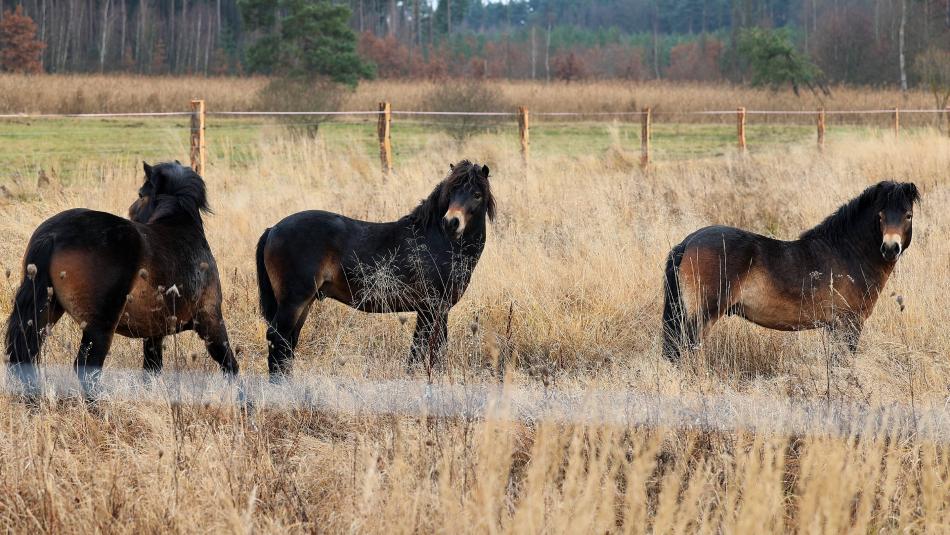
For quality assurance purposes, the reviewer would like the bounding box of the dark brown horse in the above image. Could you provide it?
[662,181,920,361]
[5,162,238,395]
[256,160,495,380]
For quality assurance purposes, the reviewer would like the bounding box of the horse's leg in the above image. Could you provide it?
[267,297,314,381]
[74,322,117,400]
[142,336,164,376]
[408,310,434,371]
[7,299,63,395]
[196,318,239,376]
[408,309,448,372]
[826,315,864,360]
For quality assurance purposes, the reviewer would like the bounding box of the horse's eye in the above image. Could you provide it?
[473,192,483,201]
[906,214,912,221]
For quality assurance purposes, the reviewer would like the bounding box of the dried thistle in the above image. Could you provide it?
[138,268,149,280]
[46,287,53,298]
[165,284,181,298]
[26,264,37,280]
[59,271,66,279]
[199,262,209,272]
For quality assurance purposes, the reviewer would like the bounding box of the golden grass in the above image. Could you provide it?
[2,74,945,121]
[0,115,949,531]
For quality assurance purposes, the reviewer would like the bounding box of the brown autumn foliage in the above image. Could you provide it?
[552,51,588,81]
[0,5,46,74]
[665,38,724,82]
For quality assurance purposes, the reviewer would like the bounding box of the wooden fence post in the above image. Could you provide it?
[737,107,746,151]
[377,101,392,175]
[189,99,205,175]
[817,107,826,149]
[893,106,900,137]
[640,107,651,168]
[518,106,529,167]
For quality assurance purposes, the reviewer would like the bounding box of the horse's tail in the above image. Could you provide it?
[661,242,687,362]
[6,234,56,372]
[256,227,278,323]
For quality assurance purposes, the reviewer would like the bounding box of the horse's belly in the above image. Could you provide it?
[115,277,195,337]
[737,271,829,331]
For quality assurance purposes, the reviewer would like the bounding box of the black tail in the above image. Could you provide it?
[661,243,687,362]
[256,227,278,323]
[6,234,57,387]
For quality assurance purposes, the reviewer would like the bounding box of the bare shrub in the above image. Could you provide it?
[423,82,512,142]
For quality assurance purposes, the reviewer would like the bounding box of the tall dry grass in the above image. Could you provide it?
[1,74,945,121]
[0,121,948,531]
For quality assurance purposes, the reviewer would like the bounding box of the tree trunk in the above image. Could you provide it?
[545,24,551,82]
[652,0,661,79]
[899,0,908,92]
[531,25,536,80]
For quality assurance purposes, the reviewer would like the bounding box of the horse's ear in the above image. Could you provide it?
[449,163,455,171]
[143,161,153,178]
[479,164,490,179]
[905,182,921,204]
[174,159,182,165]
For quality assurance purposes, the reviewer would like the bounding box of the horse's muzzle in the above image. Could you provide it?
[880,241,902,261]
[443,216,462,239]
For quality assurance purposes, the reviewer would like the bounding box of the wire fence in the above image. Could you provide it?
[2,101,949,174]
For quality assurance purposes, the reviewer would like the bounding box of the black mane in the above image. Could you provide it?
[799,180,920,242]
[145,162,210,226]
[406,160,496,228]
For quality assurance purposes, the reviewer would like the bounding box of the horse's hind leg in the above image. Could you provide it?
[143,336,164,376]
[6,298,63,394]
[74,322,117,400]
[267,297,314,381]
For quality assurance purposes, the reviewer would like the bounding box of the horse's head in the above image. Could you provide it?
[875,181,920,262]
[438,161,495,241]
[129,161,210,226]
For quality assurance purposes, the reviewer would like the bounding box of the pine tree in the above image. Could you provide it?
[240,0,374,86]
[0,5,46,74]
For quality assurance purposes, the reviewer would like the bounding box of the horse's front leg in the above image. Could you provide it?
[408,309,448,372]
[825,314,864,360]
[143,336,164,376]
[196,314,239,377]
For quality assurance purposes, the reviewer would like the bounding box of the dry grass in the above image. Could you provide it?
[0,104,949,532]
[2,74,945,122]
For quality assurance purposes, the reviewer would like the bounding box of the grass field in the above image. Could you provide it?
[1,78,950,532]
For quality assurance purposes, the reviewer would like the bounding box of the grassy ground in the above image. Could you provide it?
[1,80,950,532]
[0,113,915,180]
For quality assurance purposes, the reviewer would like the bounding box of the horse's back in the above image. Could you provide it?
[33,208,141,252]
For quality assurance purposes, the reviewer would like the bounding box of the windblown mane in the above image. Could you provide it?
[147,162,211,226]
[406,160,496,228]
[799,181,920,242]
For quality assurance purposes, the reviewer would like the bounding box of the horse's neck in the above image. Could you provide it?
[806,235,893,293]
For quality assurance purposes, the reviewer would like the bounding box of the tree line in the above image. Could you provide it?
[0,0,948,90]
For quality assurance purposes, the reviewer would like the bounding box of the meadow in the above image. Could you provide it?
[0,76,949,532]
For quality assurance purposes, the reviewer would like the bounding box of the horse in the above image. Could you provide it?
[256,160,496,380]
[5,161,238,396]
[662,180,920,362]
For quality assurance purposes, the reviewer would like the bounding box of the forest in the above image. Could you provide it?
[0,0,947,87]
